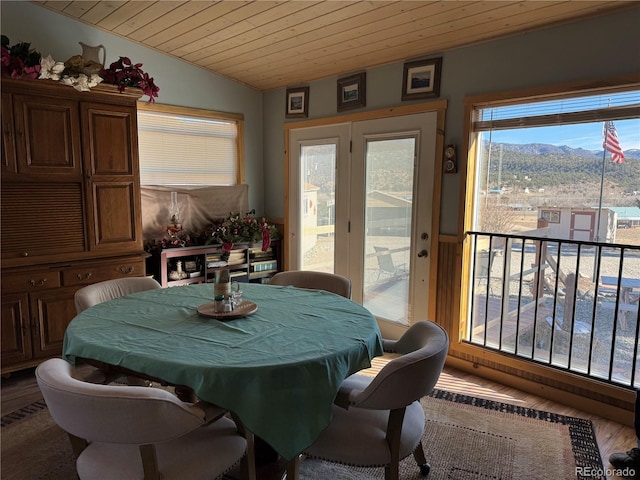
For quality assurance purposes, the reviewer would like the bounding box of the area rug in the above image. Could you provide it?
[299,389,605,480]
[1,389,604,480]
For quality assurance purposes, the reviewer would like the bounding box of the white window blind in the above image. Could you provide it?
[137,110,238,186]
[473,90,640,131]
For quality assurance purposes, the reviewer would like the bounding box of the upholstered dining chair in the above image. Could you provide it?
[36,358,255,480]
[268,270,352,299]
[74,276,163,386]
[74,276,162,314]
[292,320,448,480]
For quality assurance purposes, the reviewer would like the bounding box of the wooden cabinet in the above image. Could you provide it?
[1,255,146,374]
[0,77,147,375]
[1,78,143,265]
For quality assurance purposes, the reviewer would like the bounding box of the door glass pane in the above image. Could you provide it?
[300,144,336,272]
[363,138,415,322]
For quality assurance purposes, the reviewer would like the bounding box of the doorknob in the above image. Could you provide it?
[418,250,428,258]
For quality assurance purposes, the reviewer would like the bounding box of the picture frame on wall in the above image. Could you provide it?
[401,57,442,101]
[337,72,366,111]
[285,86,309,118]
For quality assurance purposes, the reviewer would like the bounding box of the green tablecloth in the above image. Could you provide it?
[63,282,383,460]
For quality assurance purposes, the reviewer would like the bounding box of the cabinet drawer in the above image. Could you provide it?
[2,271,61,294]
[63,259,145,286]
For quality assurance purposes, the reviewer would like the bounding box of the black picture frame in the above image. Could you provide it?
[337,72,366,111]
[401,57,442,101]
[285,86,309,119]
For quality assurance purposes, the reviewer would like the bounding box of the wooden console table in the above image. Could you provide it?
[147,241,280,288]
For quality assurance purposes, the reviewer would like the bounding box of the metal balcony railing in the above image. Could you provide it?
[465,231,640,389]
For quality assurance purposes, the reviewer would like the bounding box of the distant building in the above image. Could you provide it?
[604,206,640,229]
[537,207,616,242]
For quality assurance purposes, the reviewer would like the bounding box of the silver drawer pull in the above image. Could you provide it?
[76,272,93,280]
[29,278,47,286]
[120,266,134,274]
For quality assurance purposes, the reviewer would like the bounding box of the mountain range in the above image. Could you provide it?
[493,142,640,160]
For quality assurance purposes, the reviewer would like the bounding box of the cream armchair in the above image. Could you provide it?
[268,270,352,299]
[292,320,449,480]
[74,277,162,314]
[36,358,255,480]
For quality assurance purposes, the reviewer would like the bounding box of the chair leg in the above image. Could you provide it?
[285,454,301,480]
[139,444,161,480]
[66,432,88,459]
[413,441,431,477]
[240,430,257,480]
[230,412,257,480]
[384,408,406,480]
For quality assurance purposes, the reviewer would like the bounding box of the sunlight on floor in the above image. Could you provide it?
[360,355,527,405]
[435,370,526,405]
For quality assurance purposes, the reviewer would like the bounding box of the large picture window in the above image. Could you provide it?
[461,80,640,391]
[137,103,243,186]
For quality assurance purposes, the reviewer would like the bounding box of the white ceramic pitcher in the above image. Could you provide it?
[79,41,106,67]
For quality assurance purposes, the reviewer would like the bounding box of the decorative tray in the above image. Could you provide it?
[197,301,258,320]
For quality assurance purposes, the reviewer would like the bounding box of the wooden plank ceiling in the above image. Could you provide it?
[34,1,634,91]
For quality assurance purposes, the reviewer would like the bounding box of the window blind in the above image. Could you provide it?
[473,90,640,132]
[138,110,237,186]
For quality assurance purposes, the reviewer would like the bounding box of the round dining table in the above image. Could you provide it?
[62,282,383,461]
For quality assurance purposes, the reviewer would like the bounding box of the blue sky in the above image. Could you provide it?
[491,119,640,151]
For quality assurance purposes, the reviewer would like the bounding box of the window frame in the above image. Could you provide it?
[451,75,640,417]
[136,102,245,186]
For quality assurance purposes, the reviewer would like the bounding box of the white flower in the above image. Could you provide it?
[39,55,65,81]
[87,73,103,88]
[59,76,75,87]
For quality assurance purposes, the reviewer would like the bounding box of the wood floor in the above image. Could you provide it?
[1,360,635,480]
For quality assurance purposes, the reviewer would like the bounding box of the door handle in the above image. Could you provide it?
[418,250,428,258]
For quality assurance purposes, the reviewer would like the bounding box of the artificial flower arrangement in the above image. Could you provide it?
[100,57,159,102]
[1,35,159,102]
[144,211,279,254]
[1,36,41,79]
[205,211,279,254]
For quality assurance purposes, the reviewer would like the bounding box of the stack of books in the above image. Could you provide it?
[206,252,227,268]
[252,259,278,273]
[227,249,246,266]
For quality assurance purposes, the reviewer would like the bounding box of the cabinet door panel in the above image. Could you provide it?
[31,286,77,359]
[1,183,86,261]
[83,103,137,175]
[1,92,17,174]
[83,102,142,254]
[1,293,32,366]
[90,182,140,251]
[14,94,81,177]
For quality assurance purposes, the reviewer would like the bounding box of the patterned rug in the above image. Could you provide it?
[299,390,605,480]
[1,389,604,480]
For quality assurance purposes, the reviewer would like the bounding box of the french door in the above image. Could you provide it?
[287,112,438,326]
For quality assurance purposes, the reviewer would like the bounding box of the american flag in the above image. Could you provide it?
[603,120,625,164]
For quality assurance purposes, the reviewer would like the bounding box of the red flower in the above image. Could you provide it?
[261,226,271,252]
[99,56,159,103]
